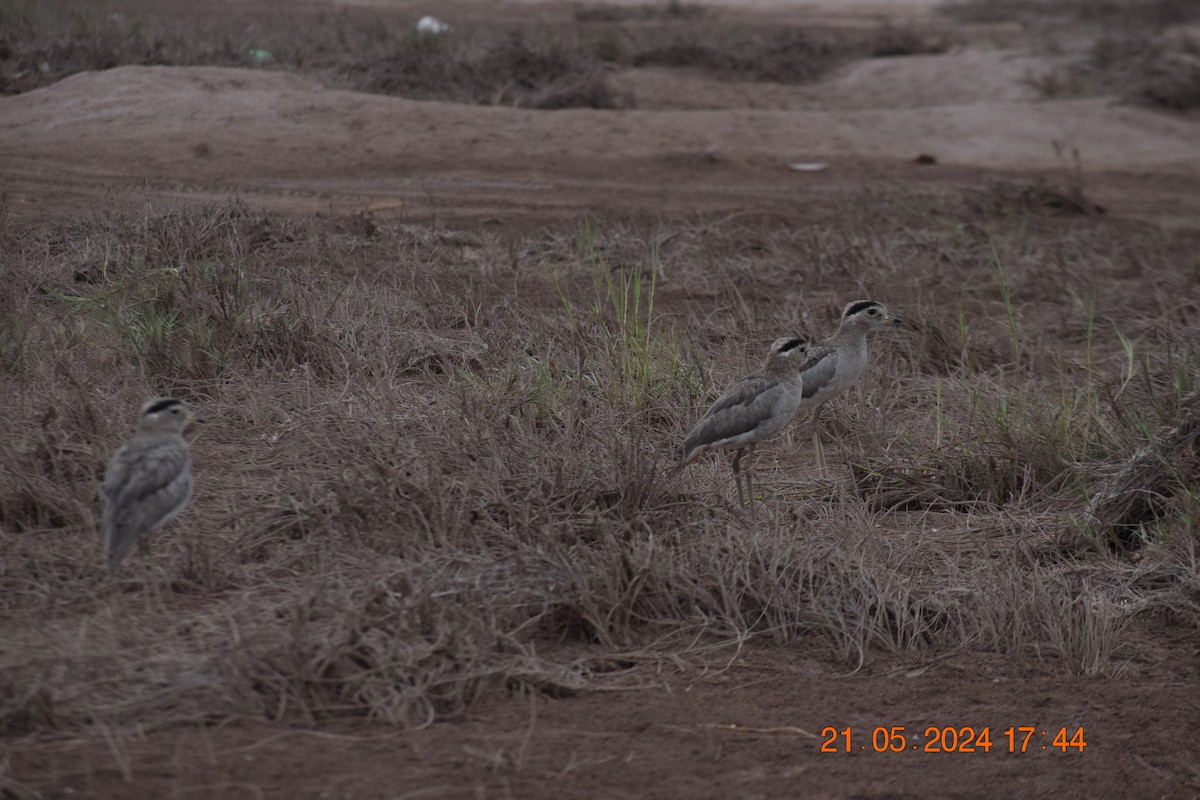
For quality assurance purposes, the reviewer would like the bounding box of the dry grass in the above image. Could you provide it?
[2,190,1199,741]
[339,30,618,109]
[941,0,1200,26]
[1089,388,1200,549]
[0,1,950,104]
[941,0,1200,112]
[1023,33,1200,112]
[574,1,709,23]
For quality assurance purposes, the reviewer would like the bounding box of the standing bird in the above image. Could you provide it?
[795,300,903,461]
[102,398,203,571]
[678,337,809,507]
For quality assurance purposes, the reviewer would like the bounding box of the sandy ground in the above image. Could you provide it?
[14,639,1200,798]
[2,32,1198,227]
[4,0,1200,797]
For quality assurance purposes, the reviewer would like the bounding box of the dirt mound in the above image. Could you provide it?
[5,62,1194,171]
[1,62,1197,224]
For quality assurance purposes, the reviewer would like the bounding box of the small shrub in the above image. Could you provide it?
[860,22,951,58]
[574,1,707,23]
[631,30,840,84]
[1126,50,1200,111]
[940,0,1200,26]
[348,32,622,109]
[1023,32,1200,112]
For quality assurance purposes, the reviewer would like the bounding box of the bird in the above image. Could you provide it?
[794,300,903,458]
[102,398,204,571]
[677,337,810,507]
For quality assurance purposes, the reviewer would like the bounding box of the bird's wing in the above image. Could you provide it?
[103,437,193,569]
[797,346,840,401]
[700,373,779,419]
[681,374,798,461]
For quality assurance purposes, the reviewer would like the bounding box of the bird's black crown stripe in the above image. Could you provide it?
[845,300,881,318]
[778,337,807,353]
[144,398,183,415]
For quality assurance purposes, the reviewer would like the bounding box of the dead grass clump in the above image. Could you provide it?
[574,1,707,23]
[232,569,590,725]
[0,402,102,535]
[1089,389,1200,550]
[630,30,839,84]
[858,22,952,58]
[852,451,1051,512]
[349,32,624,109]
[940,0,1200,26]
[1124,46,1200,111]
[526,72,625,110]
[975,563,1137,675]
[0,2,251,93]
[1025,33,1200,112]
[849,370,1117,515]
[965,177,1105,217]
[140,202,298,262]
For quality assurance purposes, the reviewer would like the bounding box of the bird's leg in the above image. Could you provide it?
[731,447,746,507]
[813,403,850,439]
[745,444,757,507]
[811,433,826,472]
[745,444,760,529]
[810,407,827,474]
[810,404,834,440]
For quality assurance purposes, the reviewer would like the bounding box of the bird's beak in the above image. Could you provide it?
[190,412,207,424]
[886,314,904,326]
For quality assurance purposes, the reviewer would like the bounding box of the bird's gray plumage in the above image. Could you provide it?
[102,398,202,570]
[678,337,809,506]
[797,300,902,424]
[681,374,799,463]
[796,345,844,403]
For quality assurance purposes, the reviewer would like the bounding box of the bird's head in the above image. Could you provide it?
[136,398,205,435]
[766,336,809,366]
[840,300,903,331]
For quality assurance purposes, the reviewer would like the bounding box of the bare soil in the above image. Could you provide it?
[3,0,1200,798]
[17,640,1200,799]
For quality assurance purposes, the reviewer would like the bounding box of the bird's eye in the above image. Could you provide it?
[868,308,878,315]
